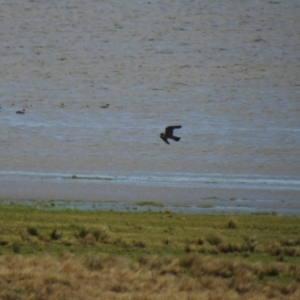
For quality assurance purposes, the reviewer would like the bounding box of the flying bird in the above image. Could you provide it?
[160,125,182,144]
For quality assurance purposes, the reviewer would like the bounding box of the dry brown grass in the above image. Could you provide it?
[0,254,299,300]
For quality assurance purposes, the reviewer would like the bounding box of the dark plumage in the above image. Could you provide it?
[160,125,182,144]
[16,109,25,114]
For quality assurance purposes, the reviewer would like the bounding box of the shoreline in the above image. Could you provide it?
[1,171,300,215]
[1,194,299,216]
[1,172,300,215]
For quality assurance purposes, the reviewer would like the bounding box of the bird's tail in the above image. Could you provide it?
[172,136,180,142]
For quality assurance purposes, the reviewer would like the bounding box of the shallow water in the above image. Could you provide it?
[1,198,299,216]
[1,0,300,210]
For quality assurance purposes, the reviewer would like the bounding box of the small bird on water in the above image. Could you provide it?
[160,125,182,144]
[16,109,25,114]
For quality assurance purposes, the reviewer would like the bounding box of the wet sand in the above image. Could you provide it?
[1,177,300,215]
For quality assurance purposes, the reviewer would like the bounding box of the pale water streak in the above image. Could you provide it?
[0,171,299,191]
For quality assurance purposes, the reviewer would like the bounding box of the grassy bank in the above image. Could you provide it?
[0,203,300,299]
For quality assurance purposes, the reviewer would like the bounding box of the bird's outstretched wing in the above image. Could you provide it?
[165,125,182,135]
[160,135,170,144]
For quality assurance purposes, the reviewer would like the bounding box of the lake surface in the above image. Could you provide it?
[1,0,299,213]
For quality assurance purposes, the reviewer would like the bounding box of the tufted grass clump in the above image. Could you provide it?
[27,226,38,236]
[49,229,62,240]
[227,219,237,229]
[12,241,20,253]
[76,227,90,239]
[206,232,224,245]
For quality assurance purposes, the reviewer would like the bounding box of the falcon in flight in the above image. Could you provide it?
[160,125,182,144]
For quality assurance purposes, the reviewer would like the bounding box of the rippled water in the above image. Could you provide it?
[1,0,300,209]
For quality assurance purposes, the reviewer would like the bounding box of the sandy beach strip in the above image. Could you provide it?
[1,178,300,215]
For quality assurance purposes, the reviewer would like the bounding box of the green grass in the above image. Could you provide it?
[0,203,299,263]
